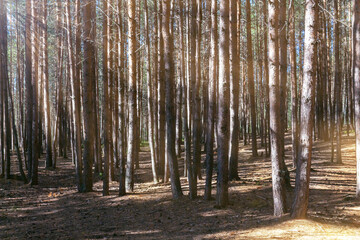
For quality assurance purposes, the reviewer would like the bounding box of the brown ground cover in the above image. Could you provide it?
[1,133,359,239]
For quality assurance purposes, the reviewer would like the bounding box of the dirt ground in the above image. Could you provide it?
[1,133,360,239]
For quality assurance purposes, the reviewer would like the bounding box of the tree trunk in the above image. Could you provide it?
[246,0,258,157]
[268,0,287,217]
[117,0,126,196]
[289,0,298,168]
[334,0,342,164]
[217,0,230,208]
[42,0,52,169]
[82,0,96,192]
[188,0,198,199]
[126,0,137,192]
[30,0,39,185]
[291,0,318,219]
[262,0,270,157]
[0,0,11,180]
[65,0,83,192]
[229,0,240,181]
[162,0,183,199]
[205,0,218,201]
[145,0,158,184]
[102,0,110,196]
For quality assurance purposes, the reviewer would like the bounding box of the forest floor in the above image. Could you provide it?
[1,132,360,239]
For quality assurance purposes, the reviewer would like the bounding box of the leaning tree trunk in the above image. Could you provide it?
[291,0,318,219]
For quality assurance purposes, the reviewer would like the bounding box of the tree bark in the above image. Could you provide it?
[126,0,137,192]
[145,0,159,184]
[291,0,318,219]
[102,0,110,196]
[289,0,298,168]
[217,0,230,208]
[162,0,183,199]
[334,0,342,164]
[229,0,240,181]
[82,0,96,192]
[268,0,287,217]
[205,0,218,201]
[118,0,126,196]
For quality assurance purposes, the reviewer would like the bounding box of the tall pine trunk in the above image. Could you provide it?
[217,0,230,208]
[268,0,287,217]
[291,0,318,219]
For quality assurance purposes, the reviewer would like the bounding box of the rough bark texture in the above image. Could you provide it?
[82,0,96,192]
[291,0,318,219]
[268,0,287,217]
[217,0,230,208]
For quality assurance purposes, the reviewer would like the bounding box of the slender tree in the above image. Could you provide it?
[246,0,258,157]
[118,0,127,196]
[162,0,183,199]
[289,0,298,167]
[102,0,110,196]
[217,0,230,208]
[205,0,218,200]
[268,0,287,217]
[334,0,342,164]
[145,0,158,184]
[126,0,137,192]
[65,0,83,192]
[82,0,97,192]
[0,0,11,180]
[291,0,318,218]
[229,0,240,181]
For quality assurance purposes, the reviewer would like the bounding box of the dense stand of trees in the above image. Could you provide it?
[0,0,360,219]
